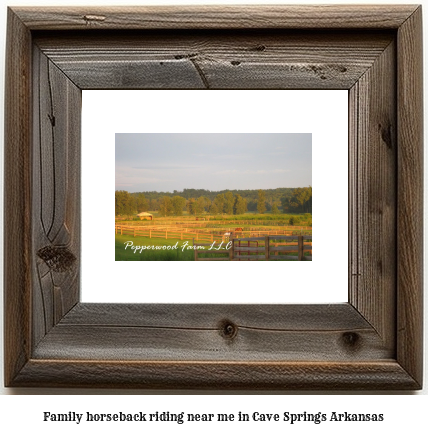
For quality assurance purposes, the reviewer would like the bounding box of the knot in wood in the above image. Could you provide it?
[37,245,76,272]
[219,320,238,340]
[378,122,393,149]
[254,45,266,51]
[341,332,360,350]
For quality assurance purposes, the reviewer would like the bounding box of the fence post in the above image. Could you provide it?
[265,236,269,260]
[229,233,234,261]
[298,235,303,261]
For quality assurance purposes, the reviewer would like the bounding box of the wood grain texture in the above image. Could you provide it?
[3,6,423,390]
[12,361,419,390]
[11,5,419,30]
[33,304,391,362]
[32,47,81,348]
[3,9,32,387]
[349,41,396,352]
[34,31,393,90]
[396,6,423,387]
[61,303,373,329]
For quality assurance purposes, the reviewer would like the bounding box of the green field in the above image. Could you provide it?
[116,235,195,261]
[115,212,311,261]
[115,235,310,261]
[115,234,231,261]
[116,212,311,223]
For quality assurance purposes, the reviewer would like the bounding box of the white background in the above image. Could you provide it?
[0,0,427,430]
[82,90,348,303]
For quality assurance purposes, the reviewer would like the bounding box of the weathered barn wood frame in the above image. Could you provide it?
[4,5,423,389]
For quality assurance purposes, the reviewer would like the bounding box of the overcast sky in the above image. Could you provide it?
[116,133,311,192]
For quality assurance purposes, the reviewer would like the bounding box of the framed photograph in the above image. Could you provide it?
[4,5,423,389]
[114,132,313,264]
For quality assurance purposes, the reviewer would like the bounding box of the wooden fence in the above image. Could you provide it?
[194,235,312,261]
[116,224,310,240]
[116,223,209,230]
[116,220,310,231]
[231,229,311,237]
[209,221,311,228]
[115,225,223,243]
[116,217,311,229]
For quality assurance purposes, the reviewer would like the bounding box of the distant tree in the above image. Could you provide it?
[234,194,247,215]
[158,196,173,217]
[194,197,205,215]
[135,193,148,213]
[271,203,279,214]
[247,199,258,212]
[148,198,159,211]
[214,194,225,214]
[171,196,186,216]
[200,196,211,212]
[115,190,136,216]
[224,191,234,215]
[257,190,266,214]
[209,201,219,215]
[281,186,312,213]
[186,198,196,215]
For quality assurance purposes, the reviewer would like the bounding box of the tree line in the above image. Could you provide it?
[115,187,312,217]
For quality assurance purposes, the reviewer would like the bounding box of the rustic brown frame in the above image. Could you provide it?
[4,5,423,389]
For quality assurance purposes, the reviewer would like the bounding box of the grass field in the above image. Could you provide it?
[115,234,231,261]
[116,234,195,261]
[115,213,312,261]
[115,235,310,261]
[116,212,312,226]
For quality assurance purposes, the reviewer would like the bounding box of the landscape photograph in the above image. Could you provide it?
[115,133,312,261]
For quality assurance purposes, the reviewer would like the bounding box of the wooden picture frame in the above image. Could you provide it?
[4,5,423,389]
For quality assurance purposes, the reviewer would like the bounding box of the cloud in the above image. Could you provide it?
[131,165,199,170]
[116,133,311,191]
[215,168,289,175]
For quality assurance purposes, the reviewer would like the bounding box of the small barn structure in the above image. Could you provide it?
[137,212,153,221]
